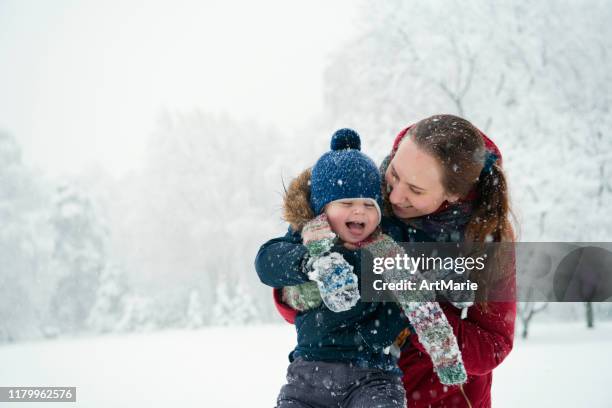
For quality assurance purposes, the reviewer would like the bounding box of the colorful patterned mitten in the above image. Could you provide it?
[402,302,467,385]
[362,232,467,385]
[301,214,337,257]
[307,252,360,312]
[281,281,322,312]
[300,214,360,312]
[421,264,475,311]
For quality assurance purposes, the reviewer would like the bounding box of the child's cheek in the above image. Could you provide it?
[324,209,342,235]
[365,219,378,237]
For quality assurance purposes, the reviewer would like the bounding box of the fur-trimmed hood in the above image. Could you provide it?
[282,168,315,232]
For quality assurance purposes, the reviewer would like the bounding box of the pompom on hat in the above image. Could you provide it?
[310,129,382,219]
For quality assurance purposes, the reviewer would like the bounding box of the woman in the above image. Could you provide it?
[258,114,516,407]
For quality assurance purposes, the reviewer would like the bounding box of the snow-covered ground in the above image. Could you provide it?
[492,321,612,407]
[1,321,611,407]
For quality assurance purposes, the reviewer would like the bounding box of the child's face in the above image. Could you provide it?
[324,199,379,244]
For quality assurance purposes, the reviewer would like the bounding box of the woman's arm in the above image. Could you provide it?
[254,228,310,288]
[409,258,517,376]
[443,301,516,376]
[273,287,298,324]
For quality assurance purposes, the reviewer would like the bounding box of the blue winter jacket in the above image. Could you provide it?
[255,225,409,373]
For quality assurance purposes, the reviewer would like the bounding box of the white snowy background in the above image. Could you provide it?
[1,0,611,406]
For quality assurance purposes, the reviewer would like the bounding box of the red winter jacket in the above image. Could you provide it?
[273,289,515,408]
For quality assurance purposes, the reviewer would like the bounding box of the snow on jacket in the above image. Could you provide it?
[255,168,409,370]
[269,128,516,408]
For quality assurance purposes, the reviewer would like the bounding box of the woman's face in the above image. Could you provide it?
[384,137,459,220]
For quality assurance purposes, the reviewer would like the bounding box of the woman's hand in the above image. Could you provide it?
[282,282,322,311]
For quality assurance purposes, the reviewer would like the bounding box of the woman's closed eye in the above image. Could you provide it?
[410,187,423,195]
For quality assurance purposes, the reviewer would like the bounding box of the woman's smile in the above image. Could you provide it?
[393,204,413,213]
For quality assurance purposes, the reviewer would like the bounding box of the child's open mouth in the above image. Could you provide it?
[346,221,366,234]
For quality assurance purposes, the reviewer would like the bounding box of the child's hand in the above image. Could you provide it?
[301,214,336,257]
[308,252,360,312]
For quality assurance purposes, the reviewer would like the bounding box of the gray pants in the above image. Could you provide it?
[276,358,406,408]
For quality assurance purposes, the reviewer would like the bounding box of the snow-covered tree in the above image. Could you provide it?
[211,277,260,326]
[0,132,54,342]
[211,279,234,326]
[86,263,129,333]
[110,111,294,324]
[323,0,612,241]
[186,289,205,329]
[49,184,108,334]
[115,294,157,333]
[518,302,548,339]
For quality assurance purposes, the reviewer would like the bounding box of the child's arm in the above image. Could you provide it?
[255,228,311,288]
[299,214,360,312]
[256,215,361,312]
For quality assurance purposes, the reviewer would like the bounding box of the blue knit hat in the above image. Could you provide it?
[310,129,383,218]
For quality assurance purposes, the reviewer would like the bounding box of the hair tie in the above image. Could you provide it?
[481,150,499,178]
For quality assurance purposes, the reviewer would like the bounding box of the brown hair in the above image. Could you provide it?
[410,114,515,243]
[410,115,517,307]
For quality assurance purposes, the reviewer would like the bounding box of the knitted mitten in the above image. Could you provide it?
[421,265,475,311]
[362,232,467,385]
[402,302,467,385]
[302,214,337,257]
[307,252,360,312]
[281,281,322,312]
[301,214,360,312]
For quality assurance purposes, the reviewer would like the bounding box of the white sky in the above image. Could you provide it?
[0,0,359,177]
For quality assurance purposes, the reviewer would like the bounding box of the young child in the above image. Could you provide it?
[256,129,465,408]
